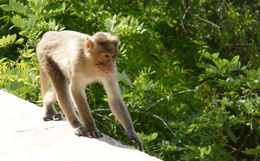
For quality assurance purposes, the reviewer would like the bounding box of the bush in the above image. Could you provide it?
[0,0,259,160]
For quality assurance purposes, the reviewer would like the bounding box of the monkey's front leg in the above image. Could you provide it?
[70,87,103,138]
[103,80,143,151]
[110,97,143,151]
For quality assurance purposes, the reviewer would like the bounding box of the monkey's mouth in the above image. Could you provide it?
[96,61,104,65]
[96,61,112,73]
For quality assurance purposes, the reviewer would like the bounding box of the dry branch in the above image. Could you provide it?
[144,89,194,113]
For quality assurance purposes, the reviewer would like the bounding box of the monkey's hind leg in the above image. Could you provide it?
[44,57,82,128]
[40,65,63,121]
[43,89,64,121]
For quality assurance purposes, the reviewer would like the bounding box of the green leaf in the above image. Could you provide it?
[243,145,260,155]
[105,15,117,33]
[231,55,240,64]
[118,71,133,88]
[0,34,17,48]
[8,0,33,16]
[0,5,11,11]
[212,52,219,59]
[11,15,27,29]
[138,132,158,143]
[209,64,218,73]
[226,128,237,142]
[15,38,24,44]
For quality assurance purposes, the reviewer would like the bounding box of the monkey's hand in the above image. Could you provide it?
[74,126,103,138]
[127,130,143,151]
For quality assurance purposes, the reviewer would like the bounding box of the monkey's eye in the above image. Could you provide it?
[104,54,110,58]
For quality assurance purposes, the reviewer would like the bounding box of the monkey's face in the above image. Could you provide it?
[86,32,119,73]
[95,52,117,73]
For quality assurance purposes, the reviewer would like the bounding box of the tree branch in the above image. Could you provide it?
[190,13,221,32]
[91,108,176,137]
[132,111,176,137]
[93,112,124,132]
[91,89,194,137]
[144,89,194,113]
[181,0,220,33]
[92,108,111,113]
[181,6,190,33]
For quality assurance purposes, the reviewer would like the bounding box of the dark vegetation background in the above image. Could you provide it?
[0,0,259,160]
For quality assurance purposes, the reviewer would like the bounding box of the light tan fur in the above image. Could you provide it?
[36,30,143,151]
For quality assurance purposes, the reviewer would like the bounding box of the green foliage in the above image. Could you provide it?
[0,34,23,48]
[244,145,260,159]
[105,15,146,36]
[1,0,65,48]
[139,132,158,144]
[0,58,40,101]
[0,0,66,100]
[0,0,259,160]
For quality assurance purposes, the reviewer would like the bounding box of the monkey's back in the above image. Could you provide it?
[36,30,90,79]
[37,30,88,55]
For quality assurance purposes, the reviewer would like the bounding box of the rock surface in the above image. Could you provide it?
[0,90,162,161]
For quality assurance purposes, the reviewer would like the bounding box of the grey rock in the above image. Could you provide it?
[0,90,162,161]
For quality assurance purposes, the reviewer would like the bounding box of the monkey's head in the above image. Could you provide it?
[86,32,119,73]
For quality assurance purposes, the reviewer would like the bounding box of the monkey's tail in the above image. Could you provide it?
[39,67,50,100]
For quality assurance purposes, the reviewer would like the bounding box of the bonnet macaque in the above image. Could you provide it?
[36,30,143,151]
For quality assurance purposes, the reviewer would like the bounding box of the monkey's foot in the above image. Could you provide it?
[127,131,143,151]
[74,126,103,138]
[43,113,64,121]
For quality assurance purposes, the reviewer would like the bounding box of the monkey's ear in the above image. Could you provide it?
[86,37,92,53]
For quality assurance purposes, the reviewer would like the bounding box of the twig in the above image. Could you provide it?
[191,13,221,32]
[214,137,239,152]
[181,6,190,33]
[132,111,176,137]
[94,119,110,131]
[226,143,239,152]
[181,0,220,33]
[144,89,194,113]
[94,112,124,132]
[90,89,194,137]
[31,100,43,104]
[92,108,111,113]
[91,108,176,137]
